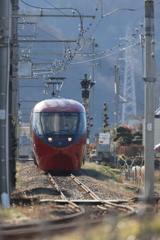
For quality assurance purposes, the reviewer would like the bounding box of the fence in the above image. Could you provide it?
[117,156,145,186]
[117,156,160,188]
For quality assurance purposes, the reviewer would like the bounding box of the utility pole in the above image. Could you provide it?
[111,66,121,165]
[144,0,156,197]
[10,0,19,190]
[111,66,120,129]
[90,39,99,143]
[90,38,95,144]
[0,0,11,207]
[114,66,120,129]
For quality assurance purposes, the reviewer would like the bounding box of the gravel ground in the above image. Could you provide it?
[1,158,159,228]
[13,160,56,200]
[13,160,127,201]
[74,174,125,200]
[8,159,136,224]
[2,159,159,240]
[50,175,93,200]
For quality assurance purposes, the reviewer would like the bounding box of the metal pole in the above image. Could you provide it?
[144,0,155,197]
[0,0,11,206]
[112,66,120,165]
[91,38,95,143]
[12,14,95,18]
[11,0,19,190]
[114,66,119,129]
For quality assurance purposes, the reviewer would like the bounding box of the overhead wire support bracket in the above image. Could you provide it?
[12,14,95,18]
[16,40,77,43]
[143,77,156,82]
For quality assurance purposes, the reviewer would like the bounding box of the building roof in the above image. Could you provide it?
[155,107,160,117]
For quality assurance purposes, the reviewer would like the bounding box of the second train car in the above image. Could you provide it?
[30,98,86,170]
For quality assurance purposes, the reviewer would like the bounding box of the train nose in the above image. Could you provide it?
[59,150,62,155]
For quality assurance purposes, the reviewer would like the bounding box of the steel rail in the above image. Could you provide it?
[0,218,110,240]
[70,173,102,201]
[70,174,136,216]
[48,173,84,212]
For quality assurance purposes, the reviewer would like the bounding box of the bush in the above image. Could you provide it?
[133,131,142,137]
[132,139,142,145]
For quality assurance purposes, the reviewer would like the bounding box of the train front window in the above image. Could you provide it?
[40,112,81,135]
[33,113,43,135]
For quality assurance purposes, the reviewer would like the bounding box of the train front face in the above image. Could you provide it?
[32,99,86,170]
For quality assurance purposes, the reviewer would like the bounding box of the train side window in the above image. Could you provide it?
[33,113,43,135]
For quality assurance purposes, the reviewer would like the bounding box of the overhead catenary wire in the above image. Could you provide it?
[84,23,144,57]
[19,1,145,76]
[44,0,68,16]
[26,22,144,75]
[18,2,160,78]
[20,0,103,38]
[18,16,87,73]
[19,17,64,43]
[70,43,138,65]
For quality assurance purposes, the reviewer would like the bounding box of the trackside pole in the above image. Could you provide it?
[144,0,156,197]
[0,0,11,207]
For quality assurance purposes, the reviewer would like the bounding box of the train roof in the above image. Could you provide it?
[33,99,85,113]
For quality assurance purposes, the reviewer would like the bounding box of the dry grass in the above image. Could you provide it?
[82,163,139,198]
[83,163,160,197]
[0,208,26,220]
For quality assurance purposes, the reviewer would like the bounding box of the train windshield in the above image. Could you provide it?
[33,112,86,136]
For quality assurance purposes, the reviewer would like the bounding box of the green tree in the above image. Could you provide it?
[132,131,142,145]
[113,126,132,146]
[112,126,143,146]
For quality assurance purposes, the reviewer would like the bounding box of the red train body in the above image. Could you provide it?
[30,99,87,170]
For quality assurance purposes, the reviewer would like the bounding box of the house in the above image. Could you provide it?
[143,107,160,146]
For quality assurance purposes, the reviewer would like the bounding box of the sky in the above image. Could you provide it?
[18,0,160,136]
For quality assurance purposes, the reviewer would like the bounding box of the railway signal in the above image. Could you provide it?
[80,74,91,140]
[80,73,94,161]
[82,90,90,99]
[80,79,90,90]
[103,103,109,133]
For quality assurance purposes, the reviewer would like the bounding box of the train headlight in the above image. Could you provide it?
[68,137,72,141]
[48,137,53,142]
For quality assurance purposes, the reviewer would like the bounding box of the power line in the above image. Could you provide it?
[71,43,137,65]
[44,0,68,16]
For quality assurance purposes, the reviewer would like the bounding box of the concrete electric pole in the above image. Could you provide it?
[10,0,19,191]
[111,66,120,129]
[0,0,11,206]
[114,66,120,129]
[144,0,156,197]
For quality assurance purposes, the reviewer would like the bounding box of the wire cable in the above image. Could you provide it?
[44,0,67,16]
[70,43,137,65]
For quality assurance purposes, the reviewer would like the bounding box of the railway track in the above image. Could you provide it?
[4,158,159,240]
[1,171,136,239]
[46,173,136,216]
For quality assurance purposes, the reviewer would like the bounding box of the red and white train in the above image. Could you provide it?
[30,98,86,170]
